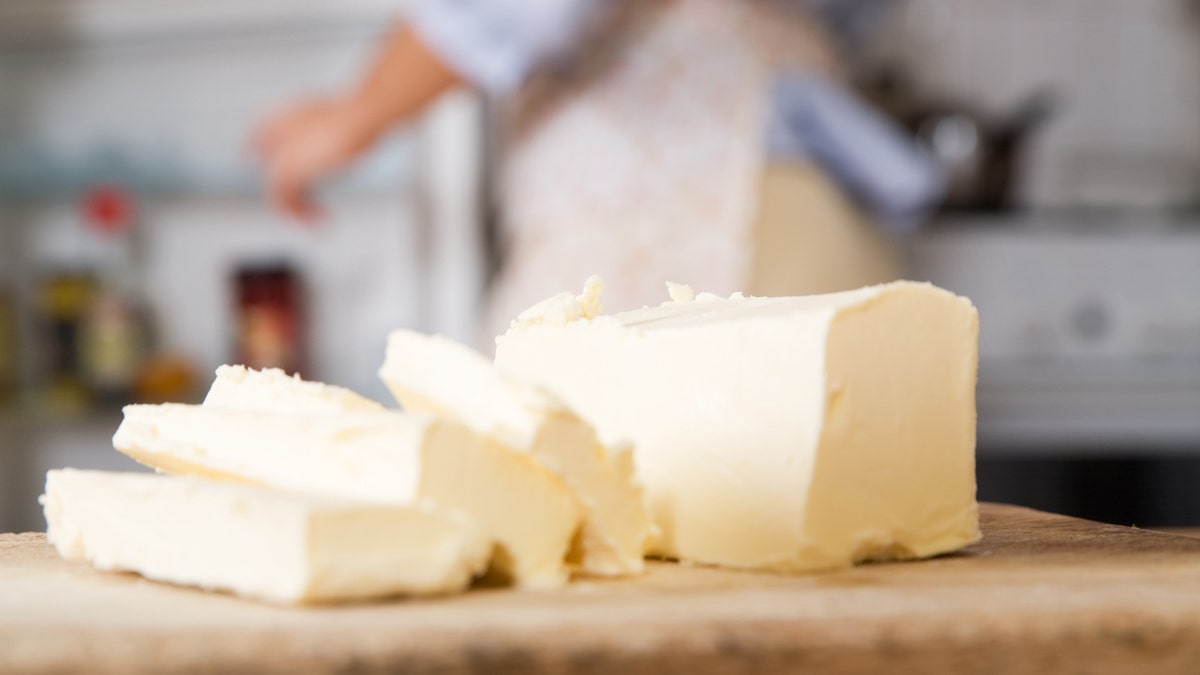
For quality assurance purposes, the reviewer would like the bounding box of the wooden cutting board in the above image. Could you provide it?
[3,503,1200,674]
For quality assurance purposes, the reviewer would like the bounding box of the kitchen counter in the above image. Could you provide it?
[3,503,1200,674]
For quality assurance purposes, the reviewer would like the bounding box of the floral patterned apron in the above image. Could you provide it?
[486,0,838,340]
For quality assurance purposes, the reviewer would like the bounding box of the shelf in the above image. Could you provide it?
[0,0,407,52]
[0,408,122,435]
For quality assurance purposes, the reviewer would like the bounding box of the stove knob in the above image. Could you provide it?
[1070,301,1110,343]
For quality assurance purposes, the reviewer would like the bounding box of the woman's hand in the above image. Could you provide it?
[252,25,466,223]
[253,97,377,222]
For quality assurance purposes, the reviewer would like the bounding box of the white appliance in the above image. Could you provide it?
[910,215,1200,454]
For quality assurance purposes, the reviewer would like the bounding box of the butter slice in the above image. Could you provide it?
[496,279,981,572]
[204,364,384,413]
[41,469,489,603]
[113,405,581,588]
[379,330,656,576]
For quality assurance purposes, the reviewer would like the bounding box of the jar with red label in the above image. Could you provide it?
[233,263,305,375]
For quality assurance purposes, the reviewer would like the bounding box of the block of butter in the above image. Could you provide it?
[113,405,581,588]
[379,330,656,577]
[495,277,981,572]
[204,364,385,413]
[41,469,490,603]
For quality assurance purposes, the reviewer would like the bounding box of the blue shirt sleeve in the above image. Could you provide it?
[768,74,946,230]
[408,0,606,94]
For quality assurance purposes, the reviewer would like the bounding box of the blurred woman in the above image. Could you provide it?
[255,0,940,342]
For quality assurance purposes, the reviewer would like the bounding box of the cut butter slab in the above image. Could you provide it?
[379,330,656,577]
[495,278,982,572]
[203,364,385,413]
[41,469,490,603]
[113,404,581,588]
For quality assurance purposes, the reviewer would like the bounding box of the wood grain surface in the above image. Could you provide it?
[3,503,1200,674]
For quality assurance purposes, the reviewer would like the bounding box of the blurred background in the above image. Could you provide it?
[1,0,1198,533]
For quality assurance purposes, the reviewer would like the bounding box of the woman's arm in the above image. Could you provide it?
[254,25,464,221]
[255,0,605,221]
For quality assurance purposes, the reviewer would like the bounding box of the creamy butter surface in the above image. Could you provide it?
[496,278,982,572]
[113,405,580,588]
[42,469,490,603]
[380,330,656,576]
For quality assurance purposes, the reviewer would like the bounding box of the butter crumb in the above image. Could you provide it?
[578,276,605,319]
[666,282,695,303]
[514,276,606,328]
